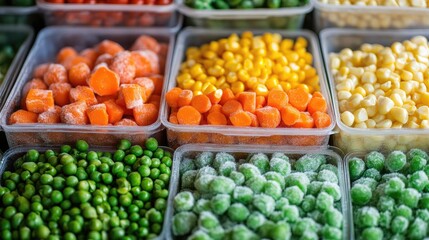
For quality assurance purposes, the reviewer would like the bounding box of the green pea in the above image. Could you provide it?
[76,140,89,152]
[128,172,142,187]
[155,198,167,211]
[87,151,98,161]
[63,163,77,176]
[159,174,170,183]
[26,212,43,229]
[124,155,137,165]
[21,162,38,173]
[2,192,14,206]
[161,157,172,167]
[119,193,132,207]
[130,145,144,157]
[151,158,161,168]
[150,168,160,179]
[11,212,24,229]
[3,206,16,219]
[139,191,151,202]
[26,149,40,162]
[141,178,153,192]
[40,174,53,185]
[4,180,15,191]
[153,148,164,159]
[90,171,102,182]
[143,150,153,158]
[20,170,31,181]
[155,189,168,199]
[138,165,151,177]
[61,145,72,153]
[52,177,65,190]
[114,150,125,162]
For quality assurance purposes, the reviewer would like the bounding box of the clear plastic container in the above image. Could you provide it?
[162,144,349,239]
[0,145,174,240]
[313,0,429,31]
[160,27,336,148]
[320,28,429,153]
[0,25,34,113]
[0,5,39,25]
[178,0,312,29]
[37,0,182,30]
[0,26,175,147]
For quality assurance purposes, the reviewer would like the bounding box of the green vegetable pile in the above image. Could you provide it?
[185,0,308,9]
[0,0,35,7]
[0,138,172,240]
[0,44,15,85]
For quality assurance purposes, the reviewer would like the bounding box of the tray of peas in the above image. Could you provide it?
[163,144,349,239]
[0,25,33,114]
[0,138,174,240]
[0,0,38,25]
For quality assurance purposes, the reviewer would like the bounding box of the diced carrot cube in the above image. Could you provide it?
[69,62,90,87]
[115,118,138,126]
[146,74,163,95]
[61,100,88,125]
[49,82,72,107]
[131,51,160,77]
[177,105,201,125]
[109,51,136,84]
[97,40,124,56]
[207,89,223,105]
[255,106,281,128]
[87,103,109,125]
[178,90,193,107]
[292,112,315,128]
[267,89,289,109]
[87,65,120,96]
[21,78,48,109]
[238,92,256,113]
[104,99,124,124]
[26,89,55,113]
[57,47,77,64]
[38,106,61,124]
[133,77,155,101]
[131,35,161,53]
[33,63,50,79]
[220,88,235,105]
[121,84,144,109]
[96,94,118,103]
[9,110,38,124]
[221,99,242,117]
[133,103,159,126]
[43,64,68,86]
[165,87,182,108]
[69,86,97,106]
[95,53,113,66]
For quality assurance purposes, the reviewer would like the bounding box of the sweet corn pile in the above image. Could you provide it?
[319,0,429,7]
[331,36,429,129]
[176,32,320,96]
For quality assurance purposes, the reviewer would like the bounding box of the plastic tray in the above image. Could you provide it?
[162,144,349,239]
[178,0,312,29]
[0,5,39,25]
[0,26,175,147]
[0,25,34,113]
[0,145,174,240]
[313,0,429,31]
[160,27,335,149]
[37,0,182,30]
[320,28,429,153]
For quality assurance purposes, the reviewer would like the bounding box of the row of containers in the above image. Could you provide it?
[1,25,429,154]
[3,0,429,30]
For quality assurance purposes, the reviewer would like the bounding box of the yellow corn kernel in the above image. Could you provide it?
[417,106,429,120]
[390,107,409,124]
[226,72,238,83]
[193,91,203,96]
[222,51,234,61]
[297,84,310,93]
[366,119,376,128]
[192,81,203,92]
[348,94,364,109]
[266,76,279,90]
[206,76,217,85]
[220,83,230,90]
[241,31,253,39]
[341,111,355,127]
[286,52,299,63]
[401,70,413,81]
[336,80,352,92]
[280,82,292,91]
[203,51,216,59]
[400,81,414,94]
[246,77,258,89]
[277,56,288,66]
[354,108,368,123]
[280,39,294,52]
[298,71,306,82]
[248,68,261,77]
[273,63,284,75]
[182,79,195,89]
[294,37,308,49]
[190,64,204,78]
[304,67,317,79]
[378,96,395,114]
[268,51,281,60]
[224,60,241,72]
[338,91,352,100]
[243,59,253,70]
[289,73,299,83]
[376,119,393,129]
[203,83,217,95]
[254,84,269,96]
[353,87,367,97]
[240,38,251,48]
[237,69,250,82]
[196,74,208,82]
[177,73,191,84]
[303,52,313,64]
[390,93,404,107]
[231,81,245,94]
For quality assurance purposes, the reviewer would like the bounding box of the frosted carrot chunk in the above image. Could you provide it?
[49,82,72,107]
[131,35,161,53]
[57,47,77,64]
[37,106,61,124]
[146,74,163,95]
[21,78,48,109]
[133,103,159,126]
[148,94,161,107]
[96,94,117,103]
[133,77,155,101]
[131,50,160,77]
[109,51,136,84]
[121,84,144,109]
[80,48,98,68]
[255,106,281,128]
[26,89,55,113]
[115,118,138,126]
[61,100,88,125]
[33,64,50,79]
[97,40,124,56]
[104,99,124,124]
[9,110,38,124]
[95,53,113,66]
[69,86,97,106]
[43,64,68,86]
[87,103,109,125]
[69,62,90,87]
[87,65,120,96]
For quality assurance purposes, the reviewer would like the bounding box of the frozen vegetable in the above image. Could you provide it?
[319,0,428,7]
[0,44,16,85]
[46,0,172,5]
[186,0,308,9]
[171,151,344,239]
[9,35,168,126]
[349,149,429,239]
[0,138,172,239]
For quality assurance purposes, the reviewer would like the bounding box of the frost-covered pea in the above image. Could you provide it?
[218,161,236,176]
[282,205,300,223]
[391,216,409,234]
[301,195,316,213]
[213,152,235,170]
[211,194,231,215]
[181,170,198,189]
[377,195,395,212]
[316,192,334,211]
[269,158,291,175]
[264,171,285,189]
[416,209,429,221]
[394,205,413,220]
[349,157,366,180]
[420,193,429,209]
[207,226,225,240]
[305,172,318,182]
[180,157,196,175]
[407,148,428,161]
[407,218,428,239]
[357,206,379,228]
[271,221,291,240]
[233,186,253,204]
[188,230,211,240]
[300,231,318,240]
[269,211,284,222]
[246,212,266,231]
[365,151,385,171]
[379,211,392,229]
[198,211,220,230]
[227,203,250,223]
[229,171,245,185]
[194,174,215,193]
[210,176,236,194]
[239,163,261,180]
[351,184,372,205]
[321,225,342,240]
[320,182,341,201]
[193,198,211,214]
[253,194,275,217]
[307,181,323,196]
[292,217,318,236]
[361,227,383,240]
[386,151,406,172]
[295,154,326,172]
[245,175,267,194]
[196,166,217,179]
[257,220,275,238]
[174,191,195,212]
[409,155,427,173]
[409,171,429,192]
[172,211,197,236]
[306,210,323,224]
[400,188,421,208]
[271,152,290,162]
[353,177,378,191]
[263,180,282,200]
[283,186,304,205]
[324,208,343,228]
[319,164,338,176]
[381,173,407,183]
[248,153,270,174]
[195,152,214,169]
[231,224,258,240]
[317,169,338,184]
[362,168,381,181]
[286,172,310,193]
[275,197,290,211]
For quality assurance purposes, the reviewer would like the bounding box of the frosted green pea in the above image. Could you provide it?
[213,152,234,170]
[357,207,379,228]
[316,192,334,211]
[301,195,316,213]
[172,211,197,236]
[269,158,291,176]
[271,152,289,162]
[384,177,405,197]
[353,177,378,191]
[407,148,428,160]
[229,171,245,185]
[409,171,429,192]
[198,211,219,230]
[194,175,215,193]
[264,171,285,189]
[391,216,409,234]
[400,188,421,208]
[282,205,299,223]
[196,166,217,179]
[307,181,323,196]
[386,151,406,172]
[292,217,318,236]
[395,204,413,220]
[209,176,235,194]
[362,168,381,181]
[409,155,427,173]
[361,227,383,240]
[193,199,211,214]
[365,151,385,171]
[249,153,270,174]
[263,180,282,200]
[174,191,194,212]
[232,186,253,205]
[283,186,304,205]
[317,169,338,184]
[253,194,275,217]
[246,212,266,230]
[270,221,291,240]
[231,225,258,240]
[324,208,343,228]
[321,182,341,201]
[377,196,395,212]
[179,158,195,175]
[227,203,250,222]
[379,211,392,228]
[322,225,342,240]
[351,184,372,206]
[275,197,289,211]
[407,218,428,239]
[211,194,231,215]
[218,161,236,176]
[181,170,197,189]
[207,226,225,240]
[195,152,214,169]
[286,172,310,193]
[245,175,266,194]
[188,230,211,240]
[295,154,325,172]
[239,163,261,181]
[417,209,429,221]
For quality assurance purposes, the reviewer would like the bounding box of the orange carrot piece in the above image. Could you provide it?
[43,64,68,86]
[256,95,266,109]
[33,64,50,79]
[115,118,138,126]
[307,96,327,115]
[208,104,223,114]
[57,47,77,64]
[312,91,324,98]
[177,106,201,125]
[247,112,259,127]
[280,105,301,126]
[9,110,38,124]
[49,82,72,107]
[169,112,179,124]
[121,84,144,109]
[96,94,117,103]
[166,88,183,108]
[288,88,311,111]
[255,106,281,128]
[131,51,160,77]
[69,86,98,106]
[64,56,92,71]
[220,88,235,105]
[146,74,164,95]
[292,112,315,128]
[238,92,256,113]
[133,103,159,126]
[207,111,227,125]
[148,95,161,107]
[104,99,124,124]
[133,77,155,101]
[26,89,55,113]
[131,35,161,53]
[312,111,331,128]
[207,89,223,104]
[37,106,61,124]
[80,48,98,68]
[61,100,88,125]
[87,65,120,96]
[97,40,124,56]
[177,90,193,107]
[69,62,90,87]
[267,89,289,109]
[229,110,252,127]
[22,78,48,98]
[191,94,212,113]
[95,53,113,66]
[221,99,242,117]
[109,51,136,84]
[87,103,109,125]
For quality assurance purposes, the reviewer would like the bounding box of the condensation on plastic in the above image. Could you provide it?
[0,25,34,118]
[178,0,312,29]
[37,0,182,30]
[313,0,429,31]
[320,28,429,153]
[160,27,336,149]
[162,144,349,239]
[0,145,174,240]
[0,26,175,147]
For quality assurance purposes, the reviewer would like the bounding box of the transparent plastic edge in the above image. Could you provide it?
[160,27,336,137]
[313,0,429,13]
[0,5,38,15]
[162,143,349,240]
[0,26,178,135]
[37,0,176,12]
[320,28,429,136]
[177,0,313,18]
